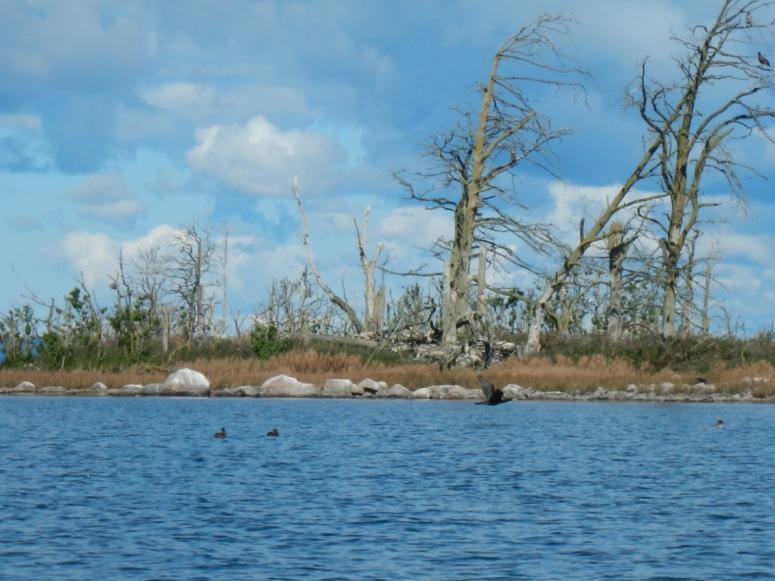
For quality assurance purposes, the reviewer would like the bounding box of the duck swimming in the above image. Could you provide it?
[214,427,227,438]
[266,428,279,437]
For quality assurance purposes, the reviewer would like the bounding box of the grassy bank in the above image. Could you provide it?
[1,348,773,397]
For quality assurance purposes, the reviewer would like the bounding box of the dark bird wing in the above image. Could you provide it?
[479,376,495,402]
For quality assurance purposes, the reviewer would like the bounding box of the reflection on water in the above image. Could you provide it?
[1,397,773,579]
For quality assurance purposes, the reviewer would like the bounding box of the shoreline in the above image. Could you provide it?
[1,372,772,404]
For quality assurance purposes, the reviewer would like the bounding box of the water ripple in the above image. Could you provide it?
[1,397,773,579]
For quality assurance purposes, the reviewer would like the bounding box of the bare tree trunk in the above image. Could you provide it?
[525,282,557,354]
[398,16,587,347]
[293,178,364,335]
[660,232,681,338]
[440,260,458,343]
[220,225,230,337]
[354,207,384,335]
[476,245,488,323]
[606,222,627,340]
[700,254,714,336]
[679,232,699,336]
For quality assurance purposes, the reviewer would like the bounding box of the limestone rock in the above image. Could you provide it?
[358,378,387,394]
[162,368,211,396]
[139,383,162,395]
[13,381,36,393]
[377,384,411,398]
[427,384,454,399]
[213,385,262,397]
[447,385,481,400]
[109,384,144,396]
[322,378,362,398]
[411,387,432,399]
[262,375,319,398]
[503,384,530,399]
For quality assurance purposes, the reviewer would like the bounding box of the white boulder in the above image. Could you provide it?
[162,368,211,396]
[448,385,481,400]
[322,379,362,398]
[358,378,387,394]
[262,375,319,398]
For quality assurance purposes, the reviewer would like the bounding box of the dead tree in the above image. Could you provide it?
[353,207,386,336]
[633,0,774,337]
[168,225,217,340]
[523,0,774,353]
[292,177,365,335]
[700,249,718,336]
[397,14,587,346]
[606,221,637,340]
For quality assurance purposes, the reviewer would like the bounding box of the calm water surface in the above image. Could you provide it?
[1,397,773,579]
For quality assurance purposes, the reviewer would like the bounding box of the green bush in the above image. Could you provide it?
[249,324,292,360]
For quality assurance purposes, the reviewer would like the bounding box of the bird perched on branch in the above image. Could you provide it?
[758,51,770,67]
[477,375,512,405]
[746,11,753,27]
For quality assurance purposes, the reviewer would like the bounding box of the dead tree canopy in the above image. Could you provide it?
[396,14,587,346]
[630,0,774,337]
[292,178,387,337]
[522,0,774,354]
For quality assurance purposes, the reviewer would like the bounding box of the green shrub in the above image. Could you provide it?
[250,324,292,360]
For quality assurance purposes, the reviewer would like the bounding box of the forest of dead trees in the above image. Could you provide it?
[1,0,773,371]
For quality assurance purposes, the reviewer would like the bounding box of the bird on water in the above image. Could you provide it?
[267,428,280,437]
[477,375,512,405]
[214,427,227,439]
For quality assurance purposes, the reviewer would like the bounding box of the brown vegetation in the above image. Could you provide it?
[1,349,772,396]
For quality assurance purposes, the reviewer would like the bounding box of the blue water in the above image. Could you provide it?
[1,398,773,579]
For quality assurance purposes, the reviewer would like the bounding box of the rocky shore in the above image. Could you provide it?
[0,368,772,403]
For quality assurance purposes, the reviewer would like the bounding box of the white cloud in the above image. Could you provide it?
[62,232,119,288]
[546,180,663,241]
[80,199,144,222]
[120,224,181,259]
[707,232,775,266]
[70,173,144,223]
[140,82,216,111]
[377,206,451,248]
[61,225,180,290]
[186,116,347,196]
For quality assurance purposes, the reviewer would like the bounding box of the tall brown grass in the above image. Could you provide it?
[1,349,772,395]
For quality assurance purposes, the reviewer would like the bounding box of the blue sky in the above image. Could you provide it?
[1,0,773,331]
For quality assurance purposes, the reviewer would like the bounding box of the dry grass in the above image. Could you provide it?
[1,349,772,394]
[710,361,775,397]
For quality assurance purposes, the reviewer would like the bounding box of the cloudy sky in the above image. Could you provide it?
[1,0,773,331]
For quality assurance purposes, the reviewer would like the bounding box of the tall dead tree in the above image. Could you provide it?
[293,178,364,334]
[523,0,774,353]
[354,207,385,336]
[293,178,387,336]
[169,225,216,340]
[634,0,774,337]
[397,14,587,345]
[606,221,633,340]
